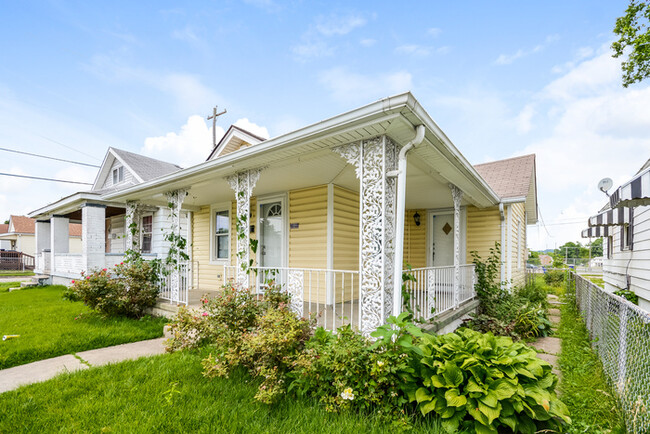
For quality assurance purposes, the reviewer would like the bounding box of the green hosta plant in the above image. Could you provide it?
[407,328,570,434]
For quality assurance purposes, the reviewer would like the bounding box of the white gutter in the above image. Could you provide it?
[500,203,506,284]
[391,125,426,317]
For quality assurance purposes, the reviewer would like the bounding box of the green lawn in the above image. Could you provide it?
[0,286,166,369]
[0,349,445,433]
[0,282,20,293]
[558,288,626,433]
[0,270,35,276]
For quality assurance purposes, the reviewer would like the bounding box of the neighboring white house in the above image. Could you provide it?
[29,147,183,284]
[0,215,81,256]
[582,158,650,312]
[0,224,10,250]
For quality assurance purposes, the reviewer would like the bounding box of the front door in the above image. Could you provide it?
[430,213,454,267]
[259,201,283,268]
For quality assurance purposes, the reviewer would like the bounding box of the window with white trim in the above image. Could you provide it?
[141,215,153,253]
[213,210,230,260]
[622,224,631,251]
[112,166,124,185]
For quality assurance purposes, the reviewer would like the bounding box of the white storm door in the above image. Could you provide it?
[430,213,454,267]
[259,201,284,268]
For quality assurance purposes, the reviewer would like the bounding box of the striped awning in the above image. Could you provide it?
[588,207,631,227]
[610,167,650,208]
[581,226,610,238]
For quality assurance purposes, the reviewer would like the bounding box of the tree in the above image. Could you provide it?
[612,0,650,87]
[588,238,603,257]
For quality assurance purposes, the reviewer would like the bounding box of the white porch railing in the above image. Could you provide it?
[53,254,83,275]
[158,261,190,305]
[35,252,51,274]
[403,264,476,321]
[224,266,360,331]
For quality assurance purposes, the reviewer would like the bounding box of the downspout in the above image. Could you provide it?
[499,203,506,286]
[391,125,426,317]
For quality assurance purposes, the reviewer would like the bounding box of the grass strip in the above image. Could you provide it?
[0,271,34,276]
[0,285,166,369]
[0,282,20,293]
[0,349,445,433]
[558,289,626,433]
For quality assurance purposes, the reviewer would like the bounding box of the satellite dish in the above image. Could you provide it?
[598,178,613,195]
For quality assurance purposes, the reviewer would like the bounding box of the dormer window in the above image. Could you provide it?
[112,166,124,185]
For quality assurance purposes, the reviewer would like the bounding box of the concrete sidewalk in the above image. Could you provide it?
[0,338,167,394]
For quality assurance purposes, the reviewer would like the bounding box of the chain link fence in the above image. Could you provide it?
[569,272,650,433]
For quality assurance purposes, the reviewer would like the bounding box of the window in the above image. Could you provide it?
[213,210,229,260]
[622,224,631,251]
[112,166,124,184]
[607,236,613,259]
[141,215,153,253]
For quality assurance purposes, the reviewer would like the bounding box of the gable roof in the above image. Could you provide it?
[0,224,8,234]
[7,215,81,237]
[92,147,182,190]
[474,154,535,199]
[474,154,538,224]
[206,125,267,161]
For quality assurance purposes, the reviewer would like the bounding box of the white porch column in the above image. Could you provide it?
[35,220,51,273]
[50,215,69,274]
[164,189,188,303]
[125,201,141,253]
[226,169,262,288]
[450,184,463,308]
[81,204,106,273]
[334,135,399,335]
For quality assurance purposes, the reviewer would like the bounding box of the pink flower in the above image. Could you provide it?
[202,312,208,316]
[86,276,90,280]
[102,268,107,271]
[71,280,75,284]
[120,262,124,265]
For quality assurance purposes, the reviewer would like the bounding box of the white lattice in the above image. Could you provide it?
[125,201,141,252]
[450,184,463,308]
[226,169,262,288]
[287,269,304,317]
[164,189,188,303]
[334,136,399,335]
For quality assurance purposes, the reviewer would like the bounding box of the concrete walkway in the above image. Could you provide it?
[0,338,167,394]
[528,294,563,380]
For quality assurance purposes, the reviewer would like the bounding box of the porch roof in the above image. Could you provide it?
[27,191,128,220]
[103,93,501,210]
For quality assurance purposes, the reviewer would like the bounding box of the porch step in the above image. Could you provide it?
[150,301,182,318]
[20,275,50,288]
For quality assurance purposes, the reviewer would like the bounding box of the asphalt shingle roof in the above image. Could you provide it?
[0,224,8,234]
[474,154,535,199]
[9,215,81,236]
[111,148,182,182]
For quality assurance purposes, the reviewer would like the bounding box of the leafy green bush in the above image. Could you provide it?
[544,270,565,287]
[407,328,570,433]
[203,307,312,404]
[65,260,159,318]
[613,289,639,305]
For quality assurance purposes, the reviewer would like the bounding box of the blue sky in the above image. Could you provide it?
[1,0,648,250]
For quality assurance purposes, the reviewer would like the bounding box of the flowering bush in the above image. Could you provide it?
[65,260,160,318]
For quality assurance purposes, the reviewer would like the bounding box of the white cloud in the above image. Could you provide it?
[360,38,376,47]
[315,14,366,36]
[319,67,412,104]
[292,40,334,60]
[514,104,535,134]
[141,116,271,167]
[427,27,442,37]
[234,118,270,139]
[142,115,218,167]
[395,45,431,57]
[495,34,559,65]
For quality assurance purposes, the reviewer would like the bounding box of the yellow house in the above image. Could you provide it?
[104,93,538,334]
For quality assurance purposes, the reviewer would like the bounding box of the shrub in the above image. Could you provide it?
[407,328,570,433]
[544,270,565,287]
[289,321,414,425]
[203,306,312,404]
[164,306,216,352]
[65,260,160,318]
[613,289,639,305]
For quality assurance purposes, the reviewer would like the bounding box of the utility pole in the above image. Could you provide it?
[207,106,227,148]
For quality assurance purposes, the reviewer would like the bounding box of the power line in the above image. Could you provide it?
[37,134,101,162]
[0,147,100,168]
[0,172,92,185]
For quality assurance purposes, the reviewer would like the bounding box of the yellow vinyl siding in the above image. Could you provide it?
[404,209,426,268]
[466,206,502,263]
[192,206,222,290]
[333,185,360,302]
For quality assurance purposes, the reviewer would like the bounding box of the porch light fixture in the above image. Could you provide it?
[413,212,421,226]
